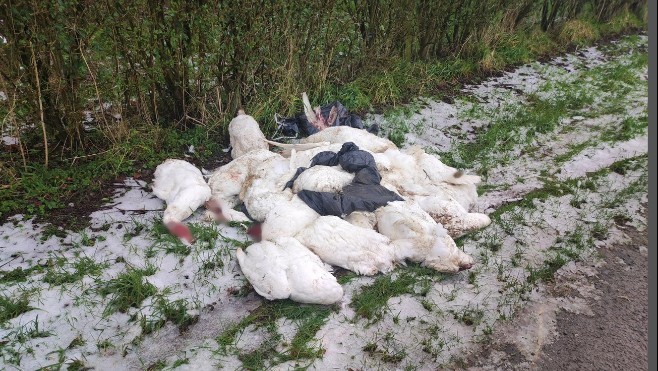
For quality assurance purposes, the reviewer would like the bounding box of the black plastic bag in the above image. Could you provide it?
[290,142,403,216]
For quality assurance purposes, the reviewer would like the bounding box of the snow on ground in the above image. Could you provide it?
[0,35,648,370]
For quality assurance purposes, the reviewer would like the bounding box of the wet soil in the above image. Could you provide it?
[536,217,648,371]
[462,208,648,371]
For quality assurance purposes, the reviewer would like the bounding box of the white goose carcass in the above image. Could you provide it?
[284,143,344,166]
[343,211,378,230]
[291,165,355,194]
[151,159,211,244]
[295,216,397,275]
[411,195,491,238]
[236,236,343,304]
[228,109,331,160]
[296,126,397,154]
[258,195,321,241]
[375,201,474,273]
[206,149,279,223]
[228,110,270,159]
[239,152,296,222]
[374,148,489,237]
[405,146,481,209]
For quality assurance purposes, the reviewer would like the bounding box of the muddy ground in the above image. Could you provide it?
[464,207,648,370]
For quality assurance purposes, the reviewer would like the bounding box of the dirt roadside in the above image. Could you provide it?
[462,207,648,371]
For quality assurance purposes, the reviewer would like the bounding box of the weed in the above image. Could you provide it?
[146,360,167,370]
[172,358,190,368]
[11,316,52,343]
[350,273,415,321]
[554,140,593,164]
[97,340,113,351]
[590,222,610,241]
[421,299,434,312]
[141,297,199,335]
[362,341,407,364]
[40,225,68,242]
[335,270,359,285]
[468,271,477,285]
[68,335,85,349]
[67,359,88,371]
[600,115,647,143]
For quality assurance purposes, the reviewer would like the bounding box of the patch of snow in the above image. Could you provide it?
[2,136,18,146]
[558,135,648,180]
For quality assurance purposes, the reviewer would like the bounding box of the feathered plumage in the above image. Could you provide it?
[228,111,269,159]
[375,201,474,273]
[412,195,491,238]
[236,237,343,304]
[295,216,397,275]
[206,149,279,222]
[292,166,355,194]
[151,159,211,243]
[298,126,398,153]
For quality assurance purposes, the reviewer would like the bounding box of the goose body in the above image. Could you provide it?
[236,237,343,304]
[228,111,269,159]
[295,215,397,275]
[298,126,397,153]
[151,159,211,243]
[375,201,474,273]
[292,166,355,194]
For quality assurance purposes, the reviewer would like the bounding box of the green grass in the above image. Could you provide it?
[481,154,647,227]
[452,306,485,327]
[0,265,43,284]
[67,335,85,349]
[378,103,422,147]
[146,360,167,370]
[526,253,569,284]
[67,359,89,371]
[554,140,595,164]
[437,35,647,177]
[335,270,359,285]
[40,225,69,242]
[600,115,648,143]
[442,84,596,173]
[0,294,34,324]
[140,296,199,335]
[12,316,53,343]
[350,265,444,322]
[215,300,335,369]
[100,267,158,316]
[43,256,106,285]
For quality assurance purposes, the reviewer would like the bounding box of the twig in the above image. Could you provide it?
[30,41,48,169]
[184,114,205,126]
[66,149,113,165]
[0,255,19,269]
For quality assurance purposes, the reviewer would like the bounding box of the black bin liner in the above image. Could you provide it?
[290,142,402,217]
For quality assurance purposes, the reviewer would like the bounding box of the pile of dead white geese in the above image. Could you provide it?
[151,106,491,305]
